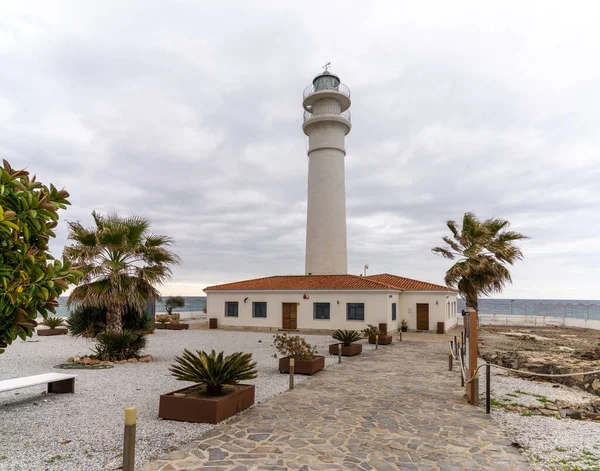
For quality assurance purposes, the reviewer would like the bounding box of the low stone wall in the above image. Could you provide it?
[479,314,600,331]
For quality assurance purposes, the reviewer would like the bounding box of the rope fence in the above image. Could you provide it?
[447,339,600,414]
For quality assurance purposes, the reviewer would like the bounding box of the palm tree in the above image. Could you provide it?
[432,212,528,311]
[64,211,180,333]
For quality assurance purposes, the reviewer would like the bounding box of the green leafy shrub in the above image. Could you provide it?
[0,160,81,353]
[332,329,362,346]
[273,332,318,360]
[169,313,181,325]
[169,349,257,396]
[362,324,384,338]
[164,296,185,315]
[67,305,152,338]
[42,317,64,329]
[92,330,147,361]
[401,319,408,328]
[156,314,171,324]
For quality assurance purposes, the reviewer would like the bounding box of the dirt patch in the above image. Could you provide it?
[479,325,600,395]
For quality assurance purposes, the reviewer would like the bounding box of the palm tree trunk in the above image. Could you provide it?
[465,297,478,312]
[106,307,123,333]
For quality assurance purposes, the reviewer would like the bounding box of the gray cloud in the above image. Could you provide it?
[1,1,599,298]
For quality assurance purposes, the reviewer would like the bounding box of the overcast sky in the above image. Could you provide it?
[1,1,599,299]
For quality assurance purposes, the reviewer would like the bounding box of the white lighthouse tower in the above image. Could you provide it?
[302,66,352,275]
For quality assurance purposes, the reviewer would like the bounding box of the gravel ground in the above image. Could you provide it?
[0,330,343,471]
[479,361,600,470]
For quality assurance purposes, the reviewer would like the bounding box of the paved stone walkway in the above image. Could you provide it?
[139,337,531,471]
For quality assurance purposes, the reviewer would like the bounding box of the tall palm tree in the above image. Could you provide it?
[64,212,180,333]
[432,212,528,311]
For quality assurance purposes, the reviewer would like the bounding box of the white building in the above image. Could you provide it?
[205,68,458,333]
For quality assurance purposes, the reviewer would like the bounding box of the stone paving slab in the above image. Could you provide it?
[139,339,531,471]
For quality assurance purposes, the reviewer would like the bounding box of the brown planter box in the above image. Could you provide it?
[279,356,325,375]
[368,335,393,345]
[209,318,218,329]
[166,323,189,330]
[37,328,68,336]
[154,323,167,329]
[159,384,255,424]
[401,327,408,332]
[328,343,362,356]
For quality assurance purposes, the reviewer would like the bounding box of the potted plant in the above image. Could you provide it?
[166,313,189,330]
[401,319,408,332]
[274,332,324,375]
[328,330,363,356]
[363,324,392,345]
[155,314,171,329]
[37,316,68,336]
[159,349,257,424]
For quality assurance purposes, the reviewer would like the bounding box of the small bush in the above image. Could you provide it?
[362,324,384,338]
[170,349,257,396]
[164,296,185,315]
[273,332,318,360]
[92,330,147,361]
[156,314,171,324]
[43,317,65,329]
[169,313,181,325]
[332,329,362,346]
[400,319,408,328]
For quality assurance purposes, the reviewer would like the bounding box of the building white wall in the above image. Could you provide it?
[397,292,458,332]
[207,290,396,331]
[207,290,456,332]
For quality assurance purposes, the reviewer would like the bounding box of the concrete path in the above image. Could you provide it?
[139,336,531,471]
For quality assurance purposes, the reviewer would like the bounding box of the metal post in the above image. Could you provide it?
[338,343,342,364]
[460,349,464,387]
[289,358,294,390]
[448,353,453,371]
[123,408,136,471]
[454,336,458,357]
[375,334,379,350]
[485,364,491,414]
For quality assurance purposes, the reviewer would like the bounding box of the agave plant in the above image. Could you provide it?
[92,330,147,361]
[332,329,362,346]
[169,350,257,396]
[42,316,65,329]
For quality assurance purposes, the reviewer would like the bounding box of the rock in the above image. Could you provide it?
[127,358,139,363]
[544,403,558,411]
[540,409,556,417]
[115,360,127,364]
[139,355,152,363]
[81,358,94,365]
[67,357,75,363]
[552,384,560,388]
[73,356,81,363]
[592,379,600,391]
[565,409,582,420]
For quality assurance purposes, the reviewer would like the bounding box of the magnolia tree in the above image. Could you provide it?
[0,160,81,353]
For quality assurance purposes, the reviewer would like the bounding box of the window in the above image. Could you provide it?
[225,302,238,317]
[347,303,365,321]
[314,303,330,320]
[252,302,267,318]
[392,303,396,321]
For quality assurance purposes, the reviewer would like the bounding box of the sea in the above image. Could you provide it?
[48,296,600,320]
[50,296,207,318]
[457,299,600,320]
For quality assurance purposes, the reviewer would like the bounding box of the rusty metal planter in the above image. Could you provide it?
[368,335,393,345]
[159,384,255,424]
[37,328,68,336]
[278,356,325,375]
[328,343,362,356]
[166,323,189,330]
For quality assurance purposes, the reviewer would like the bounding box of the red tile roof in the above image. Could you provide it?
[365,273,455,292]
[205,273,454,292]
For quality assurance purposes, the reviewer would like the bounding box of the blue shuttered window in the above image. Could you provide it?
[225,302,238,317]
[314,303,330,320]
[347,303,365,321]
[392,303,396,321]
[253,302,267,318]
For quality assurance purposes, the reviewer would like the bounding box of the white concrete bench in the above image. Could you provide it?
[0,373,76,394]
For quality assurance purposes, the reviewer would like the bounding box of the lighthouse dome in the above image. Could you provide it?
[313,71,340,92]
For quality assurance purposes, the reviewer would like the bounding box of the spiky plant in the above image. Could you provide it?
[67,305,152,338]
[156,314,171,325]
[92,330,147,361]
[169,350,257,396]
[42,316,65,329]
[432,212,528,310]
[332,329,362,346]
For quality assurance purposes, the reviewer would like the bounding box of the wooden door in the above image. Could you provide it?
[416,303,429,331]
[282,303,297,330]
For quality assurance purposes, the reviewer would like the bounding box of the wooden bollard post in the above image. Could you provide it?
[123,408,136,471]
[289,358,294,390]
[375,334,379,350]
[448,353,453,371]
[486,364,491,414]
[338,343,342,364]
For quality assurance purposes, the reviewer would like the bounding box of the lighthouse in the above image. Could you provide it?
[302,66,352,275]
